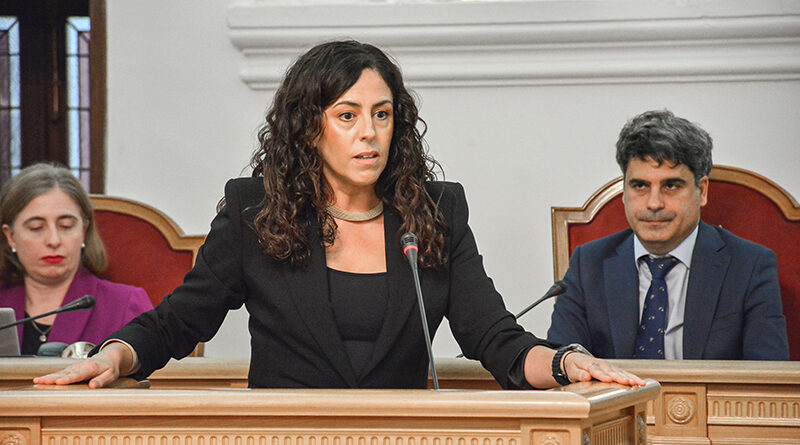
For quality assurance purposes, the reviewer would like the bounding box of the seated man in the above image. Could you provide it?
[547,109,789,360]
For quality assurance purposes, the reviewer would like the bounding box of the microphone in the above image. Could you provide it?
[0,295,96,331]
[514,280,566,320]
[456,281,567,358]
[401,232,419,262]
[401,232,439,390]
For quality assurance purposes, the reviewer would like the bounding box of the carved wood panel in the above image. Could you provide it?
[708,393,800,426]
[0,419,37,445]
[651,384,707,442]
[591,415,631,445]
[40,430,520,445]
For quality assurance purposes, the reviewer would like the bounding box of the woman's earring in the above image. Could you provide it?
[10,247,15,253]
[81,243,86,249]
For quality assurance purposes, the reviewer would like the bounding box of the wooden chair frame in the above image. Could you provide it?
[551,165,800,280]
[90,195,205,263]
[90,195,206,356]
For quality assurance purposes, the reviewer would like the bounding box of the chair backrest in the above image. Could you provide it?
[551,165,800,360]
[90,195,206,356]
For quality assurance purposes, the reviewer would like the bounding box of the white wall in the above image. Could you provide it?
[105,0,800,358]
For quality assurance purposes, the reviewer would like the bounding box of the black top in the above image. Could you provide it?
[21,316,50,355]
[113,179,556,388]
[327,268,388,377]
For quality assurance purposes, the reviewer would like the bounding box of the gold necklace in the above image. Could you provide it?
[326,201,383,222]
[30,321,53,343]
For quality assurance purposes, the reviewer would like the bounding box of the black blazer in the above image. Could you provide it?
[116,178,547,388]
[547,221,789,360]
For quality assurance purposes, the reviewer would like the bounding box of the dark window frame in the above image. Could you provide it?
[0,0,105,193]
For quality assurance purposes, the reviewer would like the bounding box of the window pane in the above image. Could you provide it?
[66,16,91,186]
[0,16,20,185]
[9,108,20,177]
[68,109,81,167]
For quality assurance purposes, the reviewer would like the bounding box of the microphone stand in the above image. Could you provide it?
[0,295,96,331]
[456,281,566,358]
[514,280,566,320]
[401,233,439,390]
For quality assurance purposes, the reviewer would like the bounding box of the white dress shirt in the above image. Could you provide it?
[633,225,699,360]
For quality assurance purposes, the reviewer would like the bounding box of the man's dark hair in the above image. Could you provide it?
[615,109,713,185]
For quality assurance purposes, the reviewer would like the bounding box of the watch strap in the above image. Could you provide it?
[551,344,580,386]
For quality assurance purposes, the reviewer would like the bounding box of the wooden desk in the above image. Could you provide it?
[425,359,800,445]
[2,357,797,444]
[614,360,800,445]
[147,358,800,444]
[0,381,657,445]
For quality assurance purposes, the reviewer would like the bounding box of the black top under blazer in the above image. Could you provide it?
[115,178,549,388]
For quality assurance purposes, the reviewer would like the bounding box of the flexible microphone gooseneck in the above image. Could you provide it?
[0,295,96,331]
[456,280,567,358]
[514,280,567,320]
[401,232,439,390]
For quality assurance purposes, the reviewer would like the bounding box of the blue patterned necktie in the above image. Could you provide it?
[634,255,679,359]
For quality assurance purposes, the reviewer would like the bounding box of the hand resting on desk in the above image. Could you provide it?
[524,345,646,388]
[33,342,134,388]
[33,343,646,390]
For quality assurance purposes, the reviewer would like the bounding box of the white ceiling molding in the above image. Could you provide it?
[227,0,800,89]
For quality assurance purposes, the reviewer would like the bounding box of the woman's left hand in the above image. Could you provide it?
[564,352,646,387]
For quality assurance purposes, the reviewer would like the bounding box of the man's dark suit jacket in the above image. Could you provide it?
[547,221,789,360]
[113,178,548,388]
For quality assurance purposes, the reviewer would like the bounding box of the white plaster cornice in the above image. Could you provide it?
[227,0,800,89]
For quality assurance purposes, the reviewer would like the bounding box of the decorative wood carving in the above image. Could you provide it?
[39,431,519,445]
[592,416,631,444]
[635,414,647,445]
[708,395,800,426]
[666,396,695,424]
[0,432,25,445]
[707,438,800,445]
[9,359,800,444]
[3,384,658,445]
[533,433,565,445]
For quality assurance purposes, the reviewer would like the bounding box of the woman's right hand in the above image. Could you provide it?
[33,342,133,388]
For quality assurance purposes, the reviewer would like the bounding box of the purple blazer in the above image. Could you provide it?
[1,268,153,348]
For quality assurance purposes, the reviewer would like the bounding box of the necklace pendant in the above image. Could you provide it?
[39,333,47,342]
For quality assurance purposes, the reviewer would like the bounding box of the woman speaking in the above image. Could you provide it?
[36,41,642,389]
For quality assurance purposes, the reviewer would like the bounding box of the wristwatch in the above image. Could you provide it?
[552,343,591,386]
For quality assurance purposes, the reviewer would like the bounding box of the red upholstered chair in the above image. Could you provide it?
[90,195,206,356]
[551,165,800,360]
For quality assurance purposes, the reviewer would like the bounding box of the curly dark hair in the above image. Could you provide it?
[616,109,713,186]
[249,40,446,268]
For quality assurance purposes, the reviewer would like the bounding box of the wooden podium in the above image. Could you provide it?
[4,357,798,444]
[0,380,657,445]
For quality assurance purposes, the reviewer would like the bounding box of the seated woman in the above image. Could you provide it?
[0,163,153,355]
[36,41,643,389]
